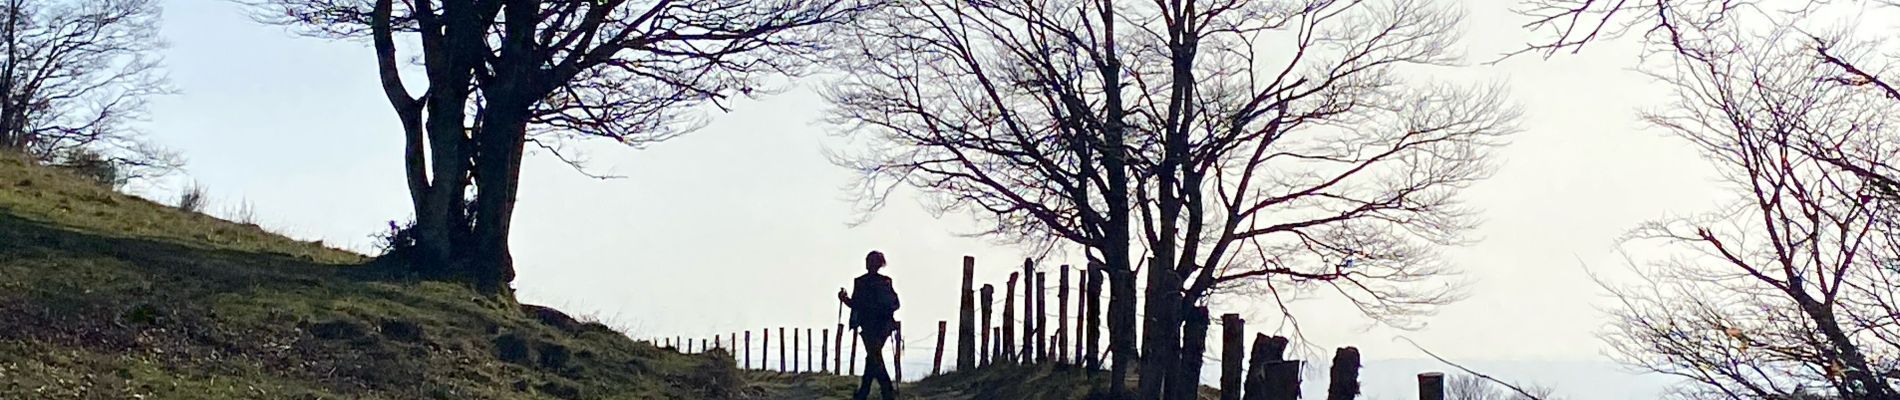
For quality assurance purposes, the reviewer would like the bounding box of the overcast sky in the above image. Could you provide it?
[140,0,1738,396]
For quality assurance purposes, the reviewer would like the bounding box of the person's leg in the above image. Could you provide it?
[855,329,889,400]
[863,328,894,399]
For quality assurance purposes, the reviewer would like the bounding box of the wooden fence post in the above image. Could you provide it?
[1243,335,1289,400]
[1327,347,1361,400]
[1021,259,1034,363]
[1003,272,1018,363]
[1035,271,1048,363]
[1220,314,1245,400]
[745,331,753,369]
[991,327,1001,365]
[701,339,707,354]
[1058,265,1070,364]
[778,327,786,372]
[893,321,905,381]
[980,284,994,366]
[1169,306,1210,400]
[1074,264,1084,365]
[1266,360,1301,400]
[822,328,830,373]
[934,320,948,376]
[808,328,816,372]
[793,328,801,372]
[1417,372,1445,400]
[1085,261,1103,369]
[958,256,977,372]
[835,324,845,375]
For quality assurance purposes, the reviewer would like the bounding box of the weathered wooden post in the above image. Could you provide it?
[701,338,707,353]
[934,320,949,375]
[835,324,846,375]
[821,328,830,373]
[1220,314,1244,400]
[663,337,670,349]
[793,328,801,372]
[1073,264,1085,364]
[1003,272,1018,362]
[745,331,754,369]
[1058,265,1070,364]
[714,336,721,350]
[1417,372,1445,400]
[1021,259,1035,363]
[778,327,787,372]
[958,256,977,371]
[991,327,1001,365]
[1327,347,1361,400]
[980,284,994,366]
[1035,271,1048,363]
[808,328,816,372]
[1085,261,1103,369]
[1242,335,1289,400]
[1169,306,1210,400]
[893,321,905,381]
[1265,360,1301,400]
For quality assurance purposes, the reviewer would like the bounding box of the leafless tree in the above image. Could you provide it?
[1599,19,1900,399]
[824,0,1515,395]
[246,0,867,292]
[1509,0,1900,397]
[822,0,1143,388]
[0,0,177,186]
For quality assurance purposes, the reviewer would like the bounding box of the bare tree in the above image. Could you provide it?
[247,0,866,292]
[1510,0,1900,397]
[0,0,176,186]
[1600,20,1900,399]
[822,0,1142,388]
[825,0,1514,395]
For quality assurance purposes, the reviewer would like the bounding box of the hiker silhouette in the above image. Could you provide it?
[838,250,900,400]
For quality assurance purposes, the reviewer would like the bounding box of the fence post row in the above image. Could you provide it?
[958,256,977,371]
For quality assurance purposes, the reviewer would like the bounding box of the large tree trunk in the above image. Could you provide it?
[1138,257,1183,399]
[1167,306,1209,400]
[1106,257,1138,393]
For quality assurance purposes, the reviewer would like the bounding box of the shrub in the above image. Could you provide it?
[176,181,208,213]
[371,220,419,258]
[53,148,124,188]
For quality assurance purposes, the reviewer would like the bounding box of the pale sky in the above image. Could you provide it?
[141,0,1733,396]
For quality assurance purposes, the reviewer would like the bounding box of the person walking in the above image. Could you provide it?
[838,250,900,400]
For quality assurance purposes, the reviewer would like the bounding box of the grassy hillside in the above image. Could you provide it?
[0,153,1159,399]
[0,154,750,399]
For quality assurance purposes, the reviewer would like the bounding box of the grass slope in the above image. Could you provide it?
[0,154,1152,399]
[0,154,744,399]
